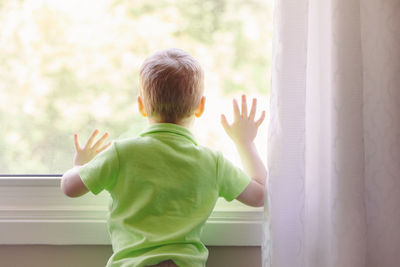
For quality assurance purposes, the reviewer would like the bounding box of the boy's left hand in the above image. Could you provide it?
[73,129,111,166]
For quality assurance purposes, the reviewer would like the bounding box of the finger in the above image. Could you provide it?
[84,129,99,149]
[249,98,257,120]
[74,134,81,151]
[241,95,248,118]
[255,111,266,127]
[93,132,109,150]
[220,114,230,132]
[233,99,240,120]
[97,141,112,153]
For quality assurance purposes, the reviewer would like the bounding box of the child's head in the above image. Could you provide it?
[139,48,204,124]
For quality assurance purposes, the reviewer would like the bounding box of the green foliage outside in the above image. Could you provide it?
[0,0,272,174]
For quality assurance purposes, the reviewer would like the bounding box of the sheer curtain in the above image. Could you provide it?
[263,0,400,266]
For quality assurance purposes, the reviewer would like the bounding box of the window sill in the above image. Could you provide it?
[0,177,263,246]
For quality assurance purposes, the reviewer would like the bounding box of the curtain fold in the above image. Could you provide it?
[264,0,400,266]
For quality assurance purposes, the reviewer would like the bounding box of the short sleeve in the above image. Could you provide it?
[78,142,119,195]
[216,152,251,202]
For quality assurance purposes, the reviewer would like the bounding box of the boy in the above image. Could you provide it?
[61,48,266,267]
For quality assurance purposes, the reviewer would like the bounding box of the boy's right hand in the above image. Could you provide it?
[221,95,265,146]
[221,95,267,207]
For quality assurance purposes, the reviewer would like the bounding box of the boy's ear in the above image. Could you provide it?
[137,96,147,117]
[195,96,206,118]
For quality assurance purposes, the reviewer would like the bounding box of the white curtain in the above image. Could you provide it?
[264,0,400,266]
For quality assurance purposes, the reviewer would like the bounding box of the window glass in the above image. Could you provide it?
[0,0,272,174]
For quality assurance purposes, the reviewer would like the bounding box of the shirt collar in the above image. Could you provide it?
[139,123,198,146]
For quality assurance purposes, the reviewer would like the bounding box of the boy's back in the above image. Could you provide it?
[79,123,250,266]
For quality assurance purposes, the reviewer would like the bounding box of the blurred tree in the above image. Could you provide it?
[0,0,272,174]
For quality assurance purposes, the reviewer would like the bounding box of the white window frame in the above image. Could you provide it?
[0,176,263,246]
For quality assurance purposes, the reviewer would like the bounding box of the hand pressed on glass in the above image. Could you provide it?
[73,129,111,166]
[221,94,267,207]
[61,129,111,198]
[220,95,265,146]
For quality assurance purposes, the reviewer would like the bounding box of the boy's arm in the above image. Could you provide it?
[221,95,267,207]
[61,167,89,198]
[61,129,110,198]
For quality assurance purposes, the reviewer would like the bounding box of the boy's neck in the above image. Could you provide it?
[148,115,195,129]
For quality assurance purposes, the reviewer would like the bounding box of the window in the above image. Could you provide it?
[0,0,272,245]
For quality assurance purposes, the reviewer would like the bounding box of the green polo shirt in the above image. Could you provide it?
[79,123,251,267]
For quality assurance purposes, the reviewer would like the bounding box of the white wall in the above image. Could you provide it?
[0,245,261,267]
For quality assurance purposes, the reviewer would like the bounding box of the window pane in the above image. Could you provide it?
[0,0,272,174]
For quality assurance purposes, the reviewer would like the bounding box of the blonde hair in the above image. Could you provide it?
[139,48,204,123]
